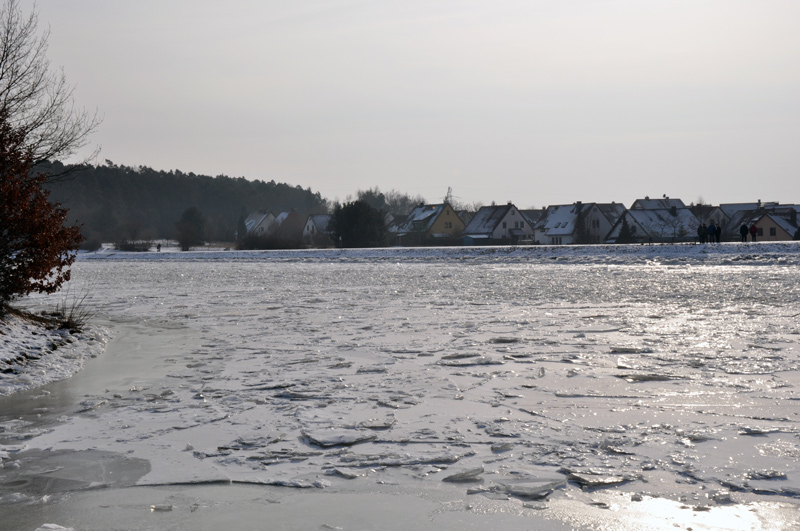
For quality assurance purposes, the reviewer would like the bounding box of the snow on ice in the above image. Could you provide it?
[1,242,800,530]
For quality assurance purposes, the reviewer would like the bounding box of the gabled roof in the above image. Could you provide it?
[719,202,779,218]
[462,204,515,235]
[594,203,626,225]
[394,203,449,234]
[761,213,799,235]
[630,197,686,210]
[624,208,698,238]
[307,214,331,232]
[534,203,593,236]
[520,209,545,225]
[244,211,274,233]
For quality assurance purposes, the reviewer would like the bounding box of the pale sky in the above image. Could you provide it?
[25,0,800,208]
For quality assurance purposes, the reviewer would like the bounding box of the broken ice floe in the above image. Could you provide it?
[338,450,475,467]
[303,429,377,448]
[467,475,566,501]
[442,466,484,482]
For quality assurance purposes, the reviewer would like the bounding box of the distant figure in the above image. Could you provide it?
[715,224,722,243]
[707,223,716,244]
[698,223,707,243]
[750,224,758,242]
[739,223,749,242]
[157,243,162,252]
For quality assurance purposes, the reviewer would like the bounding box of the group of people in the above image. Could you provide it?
[697,222,722,243]
[698,222,760,243]
[739,223,758,242]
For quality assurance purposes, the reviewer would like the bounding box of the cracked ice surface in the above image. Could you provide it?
[2,244,800,524]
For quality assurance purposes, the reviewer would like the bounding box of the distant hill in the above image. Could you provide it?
[39,160,329,244]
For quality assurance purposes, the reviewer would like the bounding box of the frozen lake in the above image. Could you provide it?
[2,244,800,530]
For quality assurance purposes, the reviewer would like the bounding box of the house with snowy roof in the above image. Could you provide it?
[606,206,699,243]
[393,202,465,246]
[718,201,780,219]
[725,205,799,242]
[533,202,627,245]
[303,214,333,247]
[462,203,533,245]
[244,211,275,235]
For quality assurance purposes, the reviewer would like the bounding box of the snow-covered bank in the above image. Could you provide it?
[0,310,109,396]
[79,240,800,266]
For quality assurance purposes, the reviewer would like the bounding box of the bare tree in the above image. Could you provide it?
[0,0,100,170]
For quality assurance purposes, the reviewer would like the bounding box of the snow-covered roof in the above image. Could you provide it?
[534,204,588,236]
[462,204,514,235]
[595,203,627,225]
[624,208,698,239]
[244,212,273,233]
[307,214,331,232]
[764,213,799,235]
[394,203,448,234]
[520,209,545,225]
[718,202,779,218]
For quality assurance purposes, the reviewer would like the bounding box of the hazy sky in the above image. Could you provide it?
[25,0,800,207]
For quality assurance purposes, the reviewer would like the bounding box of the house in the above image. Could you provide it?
[303,214,332,247]
[520,209,545,229]
[606,206,699,243]
[273,210,306,245]
[690,204,729,230]
[533,204,578,245]
[726,206,799,242]
[753,212,799,241]
[393,203,465,246]
[244,211,275,235]
[586,203,627,243]
[533,202,626,245]
[462,203,534,245]
[718,201,779,219]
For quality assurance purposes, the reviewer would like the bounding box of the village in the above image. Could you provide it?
[245,196,800,248]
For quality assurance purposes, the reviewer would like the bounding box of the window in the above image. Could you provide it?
[770,227,777,236]
[502,222,507,228]
[444,221,452,229]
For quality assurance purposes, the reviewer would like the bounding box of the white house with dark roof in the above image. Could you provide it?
[462,203,533,244]
[533,202,626,245]
[244,211,275,235]
[303,214,332,247]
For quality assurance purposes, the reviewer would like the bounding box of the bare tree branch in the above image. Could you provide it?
[0,0,101,174]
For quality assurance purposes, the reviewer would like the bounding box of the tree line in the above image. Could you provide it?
[39,160,329,248]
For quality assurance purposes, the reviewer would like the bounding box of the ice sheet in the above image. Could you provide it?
[2,243,800,529]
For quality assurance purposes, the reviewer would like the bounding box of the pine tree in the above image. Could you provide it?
[616,215,635,244]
